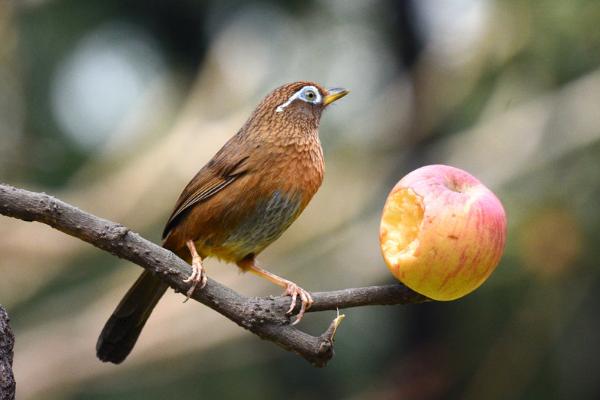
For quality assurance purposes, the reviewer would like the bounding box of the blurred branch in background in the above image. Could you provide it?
[0,306,15,400]
[0,183,428,367]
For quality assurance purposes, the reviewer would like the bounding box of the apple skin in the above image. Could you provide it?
[379,164,507,301]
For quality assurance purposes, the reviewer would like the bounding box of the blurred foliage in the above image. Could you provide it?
[1,0,600,399]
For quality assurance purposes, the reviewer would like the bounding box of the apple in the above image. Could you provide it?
[379,164,507,300]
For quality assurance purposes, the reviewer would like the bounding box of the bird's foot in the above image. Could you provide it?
[237,258,313,325]
[183,253,207,302]
[283,282,313,325]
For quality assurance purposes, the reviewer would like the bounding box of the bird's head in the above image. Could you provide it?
[246,81,349,134]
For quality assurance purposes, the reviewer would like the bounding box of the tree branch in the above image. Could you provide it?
[0,183,428,367]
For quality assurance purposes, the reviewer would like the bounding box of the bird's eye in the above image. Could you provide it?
[304,90,316,101]
[276,86,321,112]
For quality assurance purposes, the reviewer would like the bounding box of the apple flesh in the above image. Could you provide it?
[379,164,507,300]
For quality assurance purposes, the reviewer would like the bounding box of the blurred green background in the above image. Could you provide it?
[1,0,600,398]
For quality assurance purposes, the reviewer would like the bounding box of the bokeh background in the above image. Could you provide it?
[1,0,600,398]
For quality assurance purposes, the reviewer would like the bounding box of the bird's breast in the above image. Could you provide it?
[219,190,304,258]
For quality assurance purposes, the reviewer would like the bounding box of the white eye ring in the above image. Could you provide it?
[276,85,322,112]
[301,89,318,102]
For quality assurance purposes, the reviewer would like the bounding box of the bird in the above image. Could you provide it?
[96,81,349,364]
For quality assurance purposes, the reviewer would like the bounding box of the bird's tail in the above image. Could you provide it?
[96,270,169,363]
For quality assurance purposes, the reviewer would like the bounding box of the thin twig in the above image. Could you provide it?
[0,183,428,367]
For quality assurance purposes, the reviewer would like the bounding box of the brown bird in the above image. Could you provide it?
[96,81,349,363]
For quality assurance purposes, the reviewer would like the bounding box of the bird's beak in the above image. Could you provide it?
[323,87,349,106]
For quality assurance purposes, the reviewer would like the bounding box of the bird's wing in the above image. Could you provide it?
[161,137,252,239]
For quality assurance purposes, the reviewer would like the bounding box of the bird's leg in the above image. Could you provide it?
[183,240,207,301]
[238,258,313,325]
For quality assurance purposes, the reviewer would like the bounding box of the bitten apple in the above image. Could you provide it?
[379,164,507,300]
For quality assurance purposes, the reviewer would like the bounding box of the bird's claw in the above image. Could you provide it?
[183,256,207,302]
[283,282,313,325]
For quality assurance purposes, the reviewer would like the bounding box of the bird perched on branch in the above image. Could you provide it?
[97,81,349,363]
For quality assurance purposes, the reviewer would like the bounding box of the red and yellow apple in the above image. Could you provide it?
[379,164,507,300]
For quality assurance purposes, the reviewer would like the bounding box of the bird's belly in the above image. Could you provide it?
[208,190,303,260]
